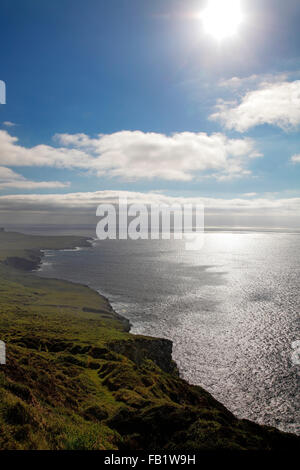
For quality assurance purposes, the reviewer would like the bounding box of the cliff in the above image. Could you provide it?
[0,231,299,450]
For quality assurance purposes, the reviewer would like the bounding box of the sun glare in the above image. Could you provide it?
[201,0,244,41]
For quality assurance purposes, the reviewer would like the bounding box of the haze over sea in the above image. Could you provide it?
[22,225,299,434]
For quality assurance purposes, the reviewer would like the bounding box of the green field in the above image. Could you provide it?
[0,230,298,450]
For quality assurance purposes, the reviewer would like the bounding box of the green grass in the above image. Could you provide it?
[0,230,299,450]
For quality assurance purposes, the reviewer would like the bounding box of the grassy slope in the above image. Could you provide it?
[0,231,298,450]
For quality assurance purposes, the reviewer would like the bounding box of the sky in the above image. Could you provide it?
[0,0,300,228]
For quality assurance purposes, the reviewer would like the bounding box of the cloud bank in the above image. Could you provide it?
[0,190,299,217]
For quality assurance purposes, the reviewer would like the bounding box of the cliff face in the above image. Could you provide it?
[109,337,178,375]
[0,231,299,451]
[4,255,42,271]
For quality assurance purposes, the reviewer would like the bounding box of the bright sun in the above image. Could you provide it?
[201,0,244,41]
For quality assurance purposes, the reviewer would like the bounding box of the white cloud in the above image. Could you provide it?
[291,154,300,164]
[0,166,23,181]
[211,80,300,132]
[2,121,16,127]
[0,130,261,181]
[0,130,91,168]
[218,73,289,91]
[0,190,299,217]
[0,165,69,189]
[0,181,70,189]
[55,130,261,181]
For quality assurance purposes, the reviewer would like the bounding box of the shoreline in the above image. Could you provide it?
[1,229,299,450]
[35,236,298,432]
[34,238,133,334]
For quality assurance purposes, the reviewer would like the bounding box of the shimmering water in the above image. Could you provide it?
[37,232,300,434]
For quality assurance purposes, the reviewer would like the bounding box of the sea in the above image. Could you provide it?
[18,225,299,434]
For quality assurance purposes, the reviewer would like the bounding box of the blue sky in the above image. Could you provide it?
[0,0,300,226]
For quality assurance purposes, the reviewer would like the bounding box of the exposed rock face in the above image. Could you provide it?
[109,337,179,375]
[4,256,41,271]
[0,340,5,365]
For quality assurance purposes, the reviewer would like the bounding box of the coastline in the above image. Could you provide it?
[34,241,180,376]
[31,236,300,429]
[34,238,133,334]
[3,237,93,272]
[0,230,299,450]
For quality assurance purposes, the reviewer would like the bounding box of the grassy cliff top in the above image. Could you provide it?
[0,230,90,263]
[0,230,299,450]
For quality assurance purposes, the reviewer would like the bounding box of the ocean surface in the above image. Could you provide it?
[33,228,299,434]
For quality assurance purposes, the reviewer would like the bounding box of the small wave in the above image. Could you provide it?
[36,261,53,271]
[40,250,55,257]
[60,246,84,252]
[87,238,99,247]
